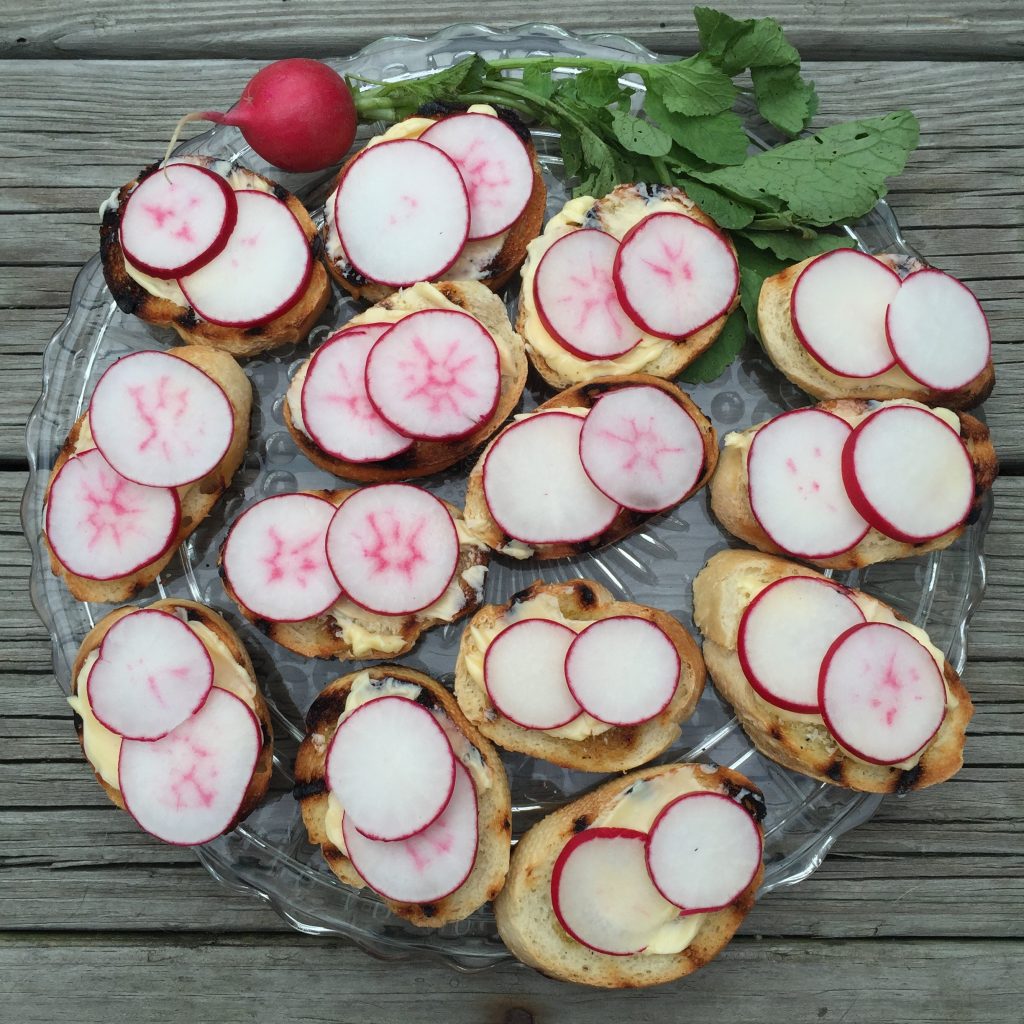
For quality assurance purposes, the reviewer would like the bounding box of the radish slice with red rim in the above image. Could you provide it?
[578,386,705,513]
[364,309,500,441]
[612,212,738,339]
[325,484,459,615]
[747,408,868,559]
[178,190,311,327]
[818,622,947,765]
[299,323,413,463]
[89,350,234,488]
[221,493,341,622]
[326,695,456,842]
[45,448,180,581]
[419,112,534,240]
[790,249,901,378]
[118,688,261,846]
[645,792,763,913]
[483,619,581,730]
[533,229,642,360]
[885,269,991,391]
[86,609,214,740]
[334,139,470,287]
[342,760,478,903]
[840,405,974,544]
[482,412,620,545]
[119,163,237,279]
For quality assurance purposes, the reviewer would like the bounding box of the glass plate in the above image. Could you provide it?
[22,23,991,970]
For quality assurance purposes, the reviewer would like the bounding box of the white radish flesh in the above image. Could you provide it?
[334,139,470,286]
[790,249,901,377]
[326,695,456,842]
[819,622,947,765]
[612,212,738,339]
[325,484,459,615]
[747,408,868,559]
[578,386,705,512]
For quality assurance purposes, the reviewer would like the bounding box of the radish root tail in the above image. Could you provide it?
[162,112,221,168]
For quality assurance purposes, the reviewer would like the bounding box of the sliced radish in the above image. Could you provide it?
[334,139,470,287]
[419,112,534,240]
[885,269,991,391]
[89,351,234,488]
[221,493,341,622]
[483,619,581,730]
[564,616,679,726]
[747,408,869,559]
[612,212,738,339]
[578,386,705,513]
[299,323,413,463]
[342,760,478,903]
[533,229,642,360]
[790,249,901,378]
[841,405,974,544]
[645,793,762,913]
[364,310,500,441]
[325,484,459,616]
[86,609,213,741]
[45,448,180,581]
[118,688,261,846]
[737,576,865,714]
[119,163,237,279]
[325,695,456,842]
[178,190,311,328]
[482,412,620,545]
[819,622,947,765]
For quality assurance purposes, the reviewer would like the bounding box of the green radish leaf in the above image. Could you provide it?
[645,90,749,165]
[752,65,818,136]
[641,54,737,116]
[739,228,854,262]
[734,237,790,340]
[576,69,628,107]
[680,180,756,230]
[609,109,673,157]
[522,64,556,100]
[679,309,749,383]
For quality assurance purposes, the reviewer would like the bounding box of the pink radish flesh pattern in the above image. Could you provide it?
[747,408,868,559]
[578,386,705,512]
[737,577,865,714]
[533,230,642,360]
[790,249,901,378]
[482,412,620,545]
[364,310,500,441]
[89,350,234,488]
[483,619,581,730]
[45,448,180,581]
[419,113,533,240]
[118,688,261,846]
[818,622,946,765]
[325,695,456,842]
[299,324,412,462]
[325,484,459,615]
[86,610,214,740]
[885,269,991,391]
[342,760,478,903]
[564,616,679,726]
[612,212,738,339]
[178,190,311,327]
[334,139,469,287]
[221,493,340,622]
[841,405,974,544]
[645,793,762,912]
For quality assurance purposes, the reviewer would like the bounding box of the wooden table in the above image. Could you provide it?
[2,3,1021,1021]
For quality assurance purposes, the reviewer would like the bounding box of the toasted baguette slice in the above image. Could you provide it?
[100,157,330,356]
[283,280,528,481]
[454,579,705,771]
[709,398,997,570]
[43,346,252,603]
[494,762,765,987]
[294,665,511,928]
[692,549,974,793]
[757,255,995,409]
[463,375,717,559]
[70,599,273,831]
[323,104,546,304]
